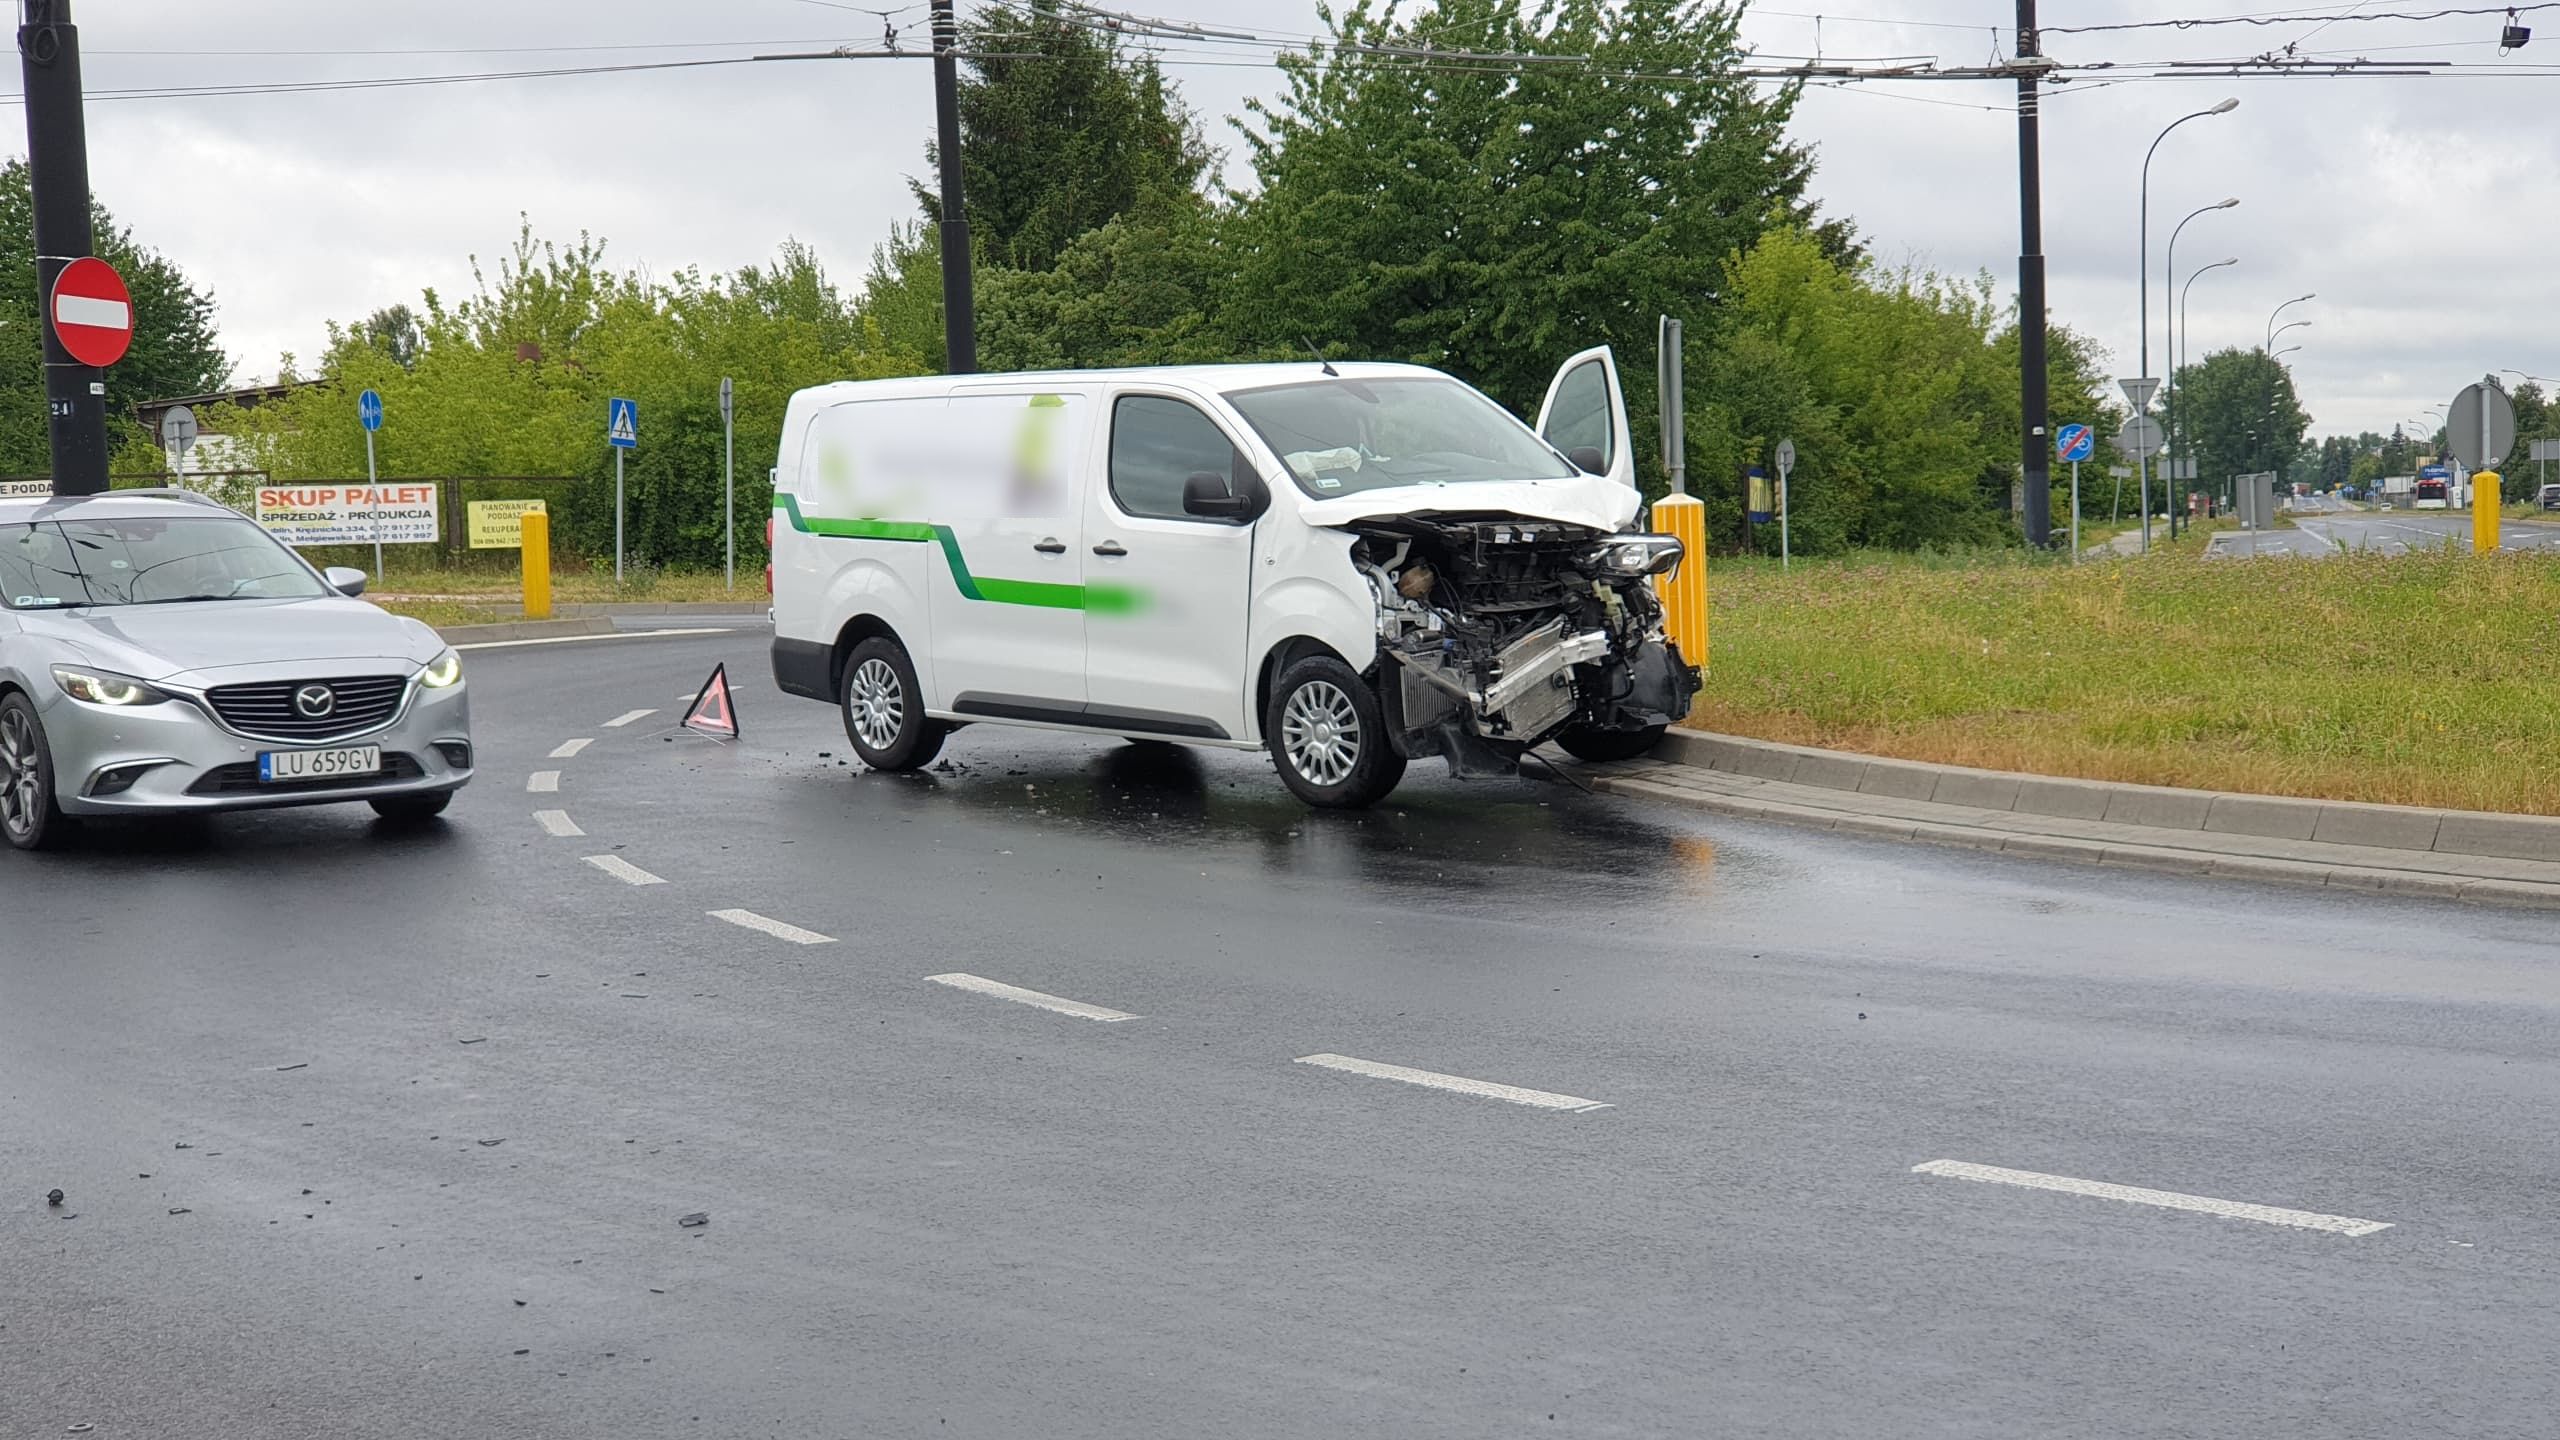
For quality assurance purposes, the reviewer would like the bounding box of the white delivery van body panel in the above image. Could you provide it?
[921,389,1098,714]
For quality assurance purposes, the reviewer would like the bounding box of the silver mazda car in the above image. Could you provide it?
[0,488,472,850]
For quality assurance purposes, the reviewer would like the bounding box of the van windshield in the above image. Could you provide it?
[1223,376,1577,498]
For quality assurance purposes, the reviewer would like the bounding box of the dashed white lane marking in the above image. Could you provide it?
[1292,1053,1612,1113]
[583,855,666,887]
[1911,1160,2391,1237]
[708,908,836,945]
[533,810,584,837]
[527,771,561,793]
[453,627,735,653]
[549,738,593,759]
[603,708,657,728]
[926,972,1137,1022]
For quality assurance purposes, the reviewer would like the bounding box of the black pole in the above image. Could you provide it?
[2015,0,2051,549]
[930,0,976,375]
[19,0,108,497]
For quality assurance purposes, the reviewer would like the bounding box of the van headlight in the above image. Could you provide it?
[53,666,170,707]
[419,650,463,688]
[1590,533,1685,577]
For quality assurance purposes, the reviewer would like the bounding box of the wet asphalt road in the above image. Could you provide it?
[7,627,2560,1438]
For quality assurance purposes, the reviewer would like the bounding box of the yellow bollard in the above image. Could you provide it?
[520,509,552,620]
[1651,492,1708,672]
[2474,469,2501,555]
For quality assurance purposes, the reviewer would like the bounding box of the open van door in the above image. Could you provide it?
[1535,346,1640,517]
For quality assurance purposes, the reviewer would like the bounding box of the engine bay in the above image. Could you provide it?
[1350,514,1697,772]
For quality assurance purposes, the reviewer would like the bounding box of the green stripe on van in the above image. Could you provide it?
[774,494,1140,615]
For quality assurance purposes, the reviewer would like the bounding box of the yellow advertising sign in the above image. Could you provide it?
[467,498,547,549]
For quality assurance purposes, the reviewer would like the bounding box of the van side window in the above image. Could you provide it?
[1541,360,1612,468]
[1110,395,1240,521]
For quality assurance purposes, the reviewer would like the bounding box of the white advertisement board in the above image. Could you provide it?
[255,483,441,546]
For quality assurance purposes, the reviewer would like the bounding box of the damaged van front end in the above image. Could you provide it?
[1351,514,1698,776]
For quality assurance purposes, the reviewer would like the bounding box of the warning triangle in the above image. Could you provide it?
[683,663,738,740]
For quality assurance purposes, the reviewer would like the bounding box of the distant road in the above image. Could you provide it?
[2209,507,2560,559]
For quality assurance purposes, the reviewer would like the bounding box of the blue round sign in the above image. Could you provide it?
[358,389,384,432]
[2056,423,2094,463]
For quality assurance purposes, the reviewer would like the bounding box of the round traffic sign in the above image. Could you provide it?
[2115,416,2165,458]
[2445,381,2516,471]
[2056,423,2095,463]
[49,256,133,368]
[161,404,198,456]
[358,389,384,432]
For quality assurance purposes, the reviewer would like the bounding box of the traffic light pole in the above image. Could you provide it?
[19,0,109,496]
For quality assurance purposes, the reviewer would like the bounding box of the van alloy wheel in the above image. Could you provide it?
[1280,680,1362,787]
[847,657,904,751]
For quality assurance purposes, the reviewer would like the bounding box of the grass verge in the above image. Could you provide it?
[1687,545,2560,816]
[307,549,754,604]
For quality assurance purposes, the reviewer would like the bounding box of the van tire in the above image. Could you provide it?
[1266,656,1404,809]
[841,636,947,771]
[1555,723,1667,764]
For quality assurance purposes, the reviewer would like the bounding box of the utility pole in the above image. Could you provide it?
[930,0,976,374]
[2014,0,2052,549]
[20,0,109,497]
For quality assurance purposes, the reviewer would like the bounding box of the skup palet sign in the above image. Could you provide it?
[256,484,441,546]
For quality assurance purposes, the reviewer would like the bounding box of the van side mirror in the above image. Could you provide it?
[323,566,368,597]
[1183,471,1266,522]
[1567,445,1608,477]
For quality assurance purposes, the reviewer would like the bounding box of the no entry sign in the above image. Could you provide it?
[50,256,133,368]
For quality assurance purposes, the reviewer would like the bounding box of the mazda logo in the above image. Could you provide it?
[293,684,337,719]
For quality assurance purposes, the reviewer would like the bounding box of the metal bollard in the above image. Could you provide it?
[1651,492,1708,672]
[521,509,552,620]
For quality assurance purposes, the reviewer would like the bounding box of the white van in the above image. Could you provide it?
[768,351,1698,808]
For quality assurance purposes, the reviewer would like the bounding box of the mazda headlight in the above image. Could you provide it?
[1590,533,1685,578]
[419,649,463,688]
[52,666,170,707]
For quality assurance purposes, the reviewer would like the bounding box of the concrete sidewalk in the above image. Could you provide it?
[1569,730,2560,909]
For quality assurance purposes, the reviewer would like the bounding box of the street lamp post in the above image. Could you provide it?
[2265,293,2315,352]
[2178,256,2237,512]
[2163,199,2237,537]
[2137,97,2240,552]
[2271,319,2312,349]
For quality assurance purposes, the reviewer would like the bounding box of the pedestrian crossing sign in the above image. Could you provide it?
[608,397,638,449]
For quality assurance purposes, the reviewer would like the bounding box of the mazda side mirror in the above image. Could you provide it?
[324,566,368,597]
[1568,445,1608,476]
[1184,472,1266,522]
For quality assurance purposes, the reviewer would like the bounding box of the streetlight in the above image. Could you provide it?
[2271,319,2312,348]
[2265,293,2315,351]
[2163,199,2238,538]
[2175,256,2238,518]
[2501,368,2557,387]
[2274,345,2302,361]
[2137,97,2240,553]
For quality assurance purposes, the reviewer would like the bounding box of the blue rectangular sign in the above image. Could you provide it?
[608,397,638,449]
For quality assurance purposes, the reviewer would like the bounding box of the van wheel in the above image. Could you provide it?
[1554,722,1667,763]
[841,636,947,771]
[0,693,71,852]
[1267,656,1404,809]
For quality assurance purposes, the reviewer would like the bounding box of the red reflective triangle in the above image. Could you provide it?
[683,664,737,739]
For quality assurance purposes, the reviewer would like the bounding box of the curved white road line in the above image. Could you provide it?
[527,771,560,793]
[549,738,593,759]
[583,855,666,887]
[533,810,583,838]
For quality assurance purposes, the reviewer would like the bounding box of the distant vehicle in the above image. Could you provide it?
[2414,472,2451,510]
[768,353,1699,808]
[2540,483,2560,512]
[0,489,472,851]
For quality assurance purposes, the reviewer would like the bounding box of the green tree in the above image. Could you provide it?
[2167,348,2309,496]
[918,1,1213,273]
[360,304,424,369]
[1227,0,1850,442]
[0,159,230,474]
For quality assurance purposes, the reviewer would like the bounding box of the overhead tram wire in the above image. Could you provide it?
[2043,3,2560,34]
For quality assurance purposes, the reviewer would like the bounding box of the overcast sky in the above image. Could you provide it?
[35,0,2560,438]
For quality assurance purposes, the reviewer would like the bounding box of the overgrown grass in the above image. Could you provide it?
[370,599,518,630]
[1689,544,2560,815]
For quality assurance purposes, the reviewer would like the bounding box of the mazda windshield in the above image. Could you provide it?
[0,517,331,608]
[1223,376,1578,498]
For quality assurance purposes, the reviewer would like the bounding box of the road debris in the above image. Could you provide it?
[46,1188,63,1206]
[677,1211,710,1228]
